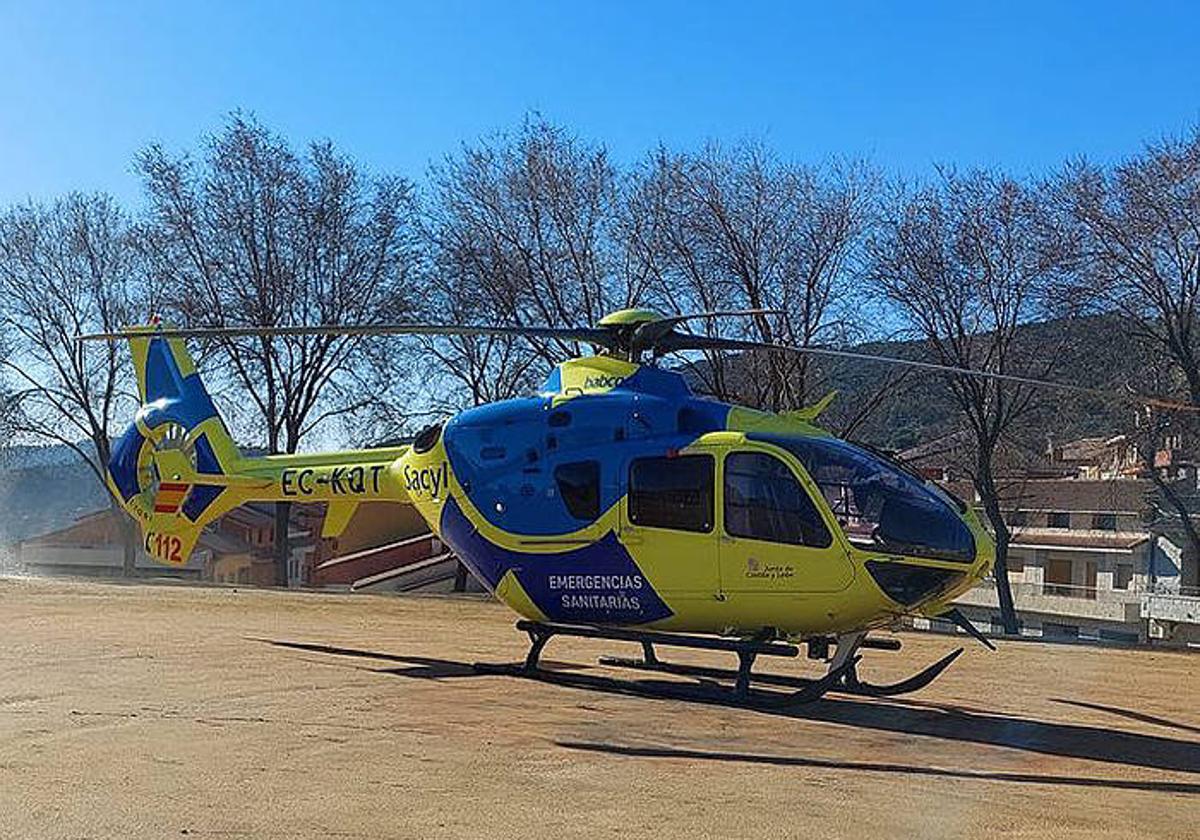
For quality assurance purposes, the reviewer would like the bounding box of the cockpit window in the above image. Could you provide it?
[724,452,832,547]
[765,435,975,564]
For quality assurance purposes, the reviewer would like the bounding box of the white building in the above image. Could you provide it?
[937,479,1188,644]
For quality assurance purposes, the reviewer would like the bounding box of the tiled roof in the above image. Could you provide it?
[1053,437,1112,461]
[1001,479,1151,513]
[1011,528,1149,551]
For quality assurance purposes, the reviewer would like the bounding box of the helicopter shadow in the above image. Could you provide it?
[1049,697,1200,737]
[258,638,1200,788]
[554,740,1200,794]
[259,638,590,679]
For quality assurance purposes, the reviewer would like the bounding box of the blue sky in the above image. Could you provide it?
[1,1,1197,206]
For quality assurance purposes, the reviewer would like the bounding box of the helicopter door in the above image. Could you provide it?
[621,453,721,600]
[718,449,854,593]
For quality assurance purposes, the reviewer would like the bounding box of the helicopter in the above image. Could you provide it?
[79,308,1166,708]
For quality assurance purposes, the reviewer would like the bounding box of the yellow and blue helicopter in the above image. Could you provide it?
[83,308,1117,707]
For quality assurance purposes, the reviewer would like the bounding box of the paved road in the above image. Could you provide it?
[1,577,1198,839]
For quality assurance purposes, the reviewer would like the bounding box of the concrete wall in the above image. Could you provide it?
[954,579,1143,623]
[19,543,205,573]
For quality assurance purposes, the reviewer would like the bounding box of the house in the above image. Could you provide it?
[15,503,315,586]
[896,424,1200,645]
[307,501,474,593]
[1046,435,1140,479]
[935,478,1186,644]
[1046,407,1198,485]
[18,508,203,579]
[210,503,318,587]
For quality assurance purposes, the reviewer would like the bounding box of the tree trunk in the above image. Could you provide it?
[115,503,138,578]
[274,501,291,587]
[1149,470,1200,590]
[453,561,469,592]
[991,528,1020,635]
[976,460,1020,635]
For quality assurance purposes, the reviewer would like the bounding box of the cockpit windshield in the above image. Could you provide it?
[763,434,976,564]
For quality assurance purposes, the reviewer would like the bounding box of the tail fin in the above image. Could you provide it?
[106,325,411,567]
[107,328,244,563]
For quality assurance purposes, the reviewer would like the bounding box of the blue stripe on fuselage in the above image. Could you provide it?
[439,496,673,625]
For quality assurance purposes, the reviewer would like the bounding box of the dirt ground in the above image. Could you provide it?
[1,577,1198,840]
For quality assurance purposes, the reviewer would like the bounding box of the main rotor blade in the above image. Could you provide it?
[628,309,785,353]
[660,333,1200,412]
[655,308,784,329]
[76,322,616,346]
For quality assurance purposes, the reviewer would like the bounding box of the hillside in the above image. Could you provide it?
[0,457,109,546]
[692,313,1150,453]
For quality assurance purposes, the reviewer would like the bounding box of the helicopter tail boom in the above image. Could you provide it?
[107,328,411,566]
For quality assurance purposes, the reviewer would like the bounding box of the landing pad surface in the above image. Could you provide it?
[1,578,1197,839]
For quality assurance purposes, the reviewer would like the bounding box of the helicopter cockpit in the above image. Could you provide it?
[759,435,976,565]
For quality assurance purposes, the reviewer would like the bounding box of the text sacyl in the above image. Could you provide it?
[404,462,449,498]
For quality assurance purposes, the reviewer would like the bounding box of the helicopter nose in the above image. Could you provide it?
[864,559,967,608]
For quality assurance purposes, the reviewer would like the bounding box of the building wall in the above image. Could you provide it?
[1008,510,1141,531]
[211,552,257,585]
[1006,543,1150,595]
[18,510,205,576]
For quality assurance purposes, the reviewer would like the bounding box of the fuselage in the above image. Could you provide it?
[105,330,991,640]
[398,355,995,638]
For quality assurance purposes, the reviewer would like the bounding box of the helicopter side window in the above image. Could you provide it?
[724,452,832,547]
[628,455,714,533]
[772,435,975,564]
[554,460,600,521]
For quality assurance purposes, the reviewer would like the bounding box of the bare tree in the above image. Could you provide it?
[413,269,544,411]
[419,117,637,408]
[622,143,876,410]
[138,115,418,585]
[1053,130,1200,586]
[867,170,1065,634]
[0,193,143,574]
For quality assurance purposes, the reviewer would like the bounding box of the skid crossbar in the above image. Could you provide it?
[473,620,861,706]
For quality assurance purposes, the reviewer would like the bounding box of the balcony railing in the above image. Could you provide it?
[953,577,1200,628]
[966,576,1145,600]
[955,576,1143,622]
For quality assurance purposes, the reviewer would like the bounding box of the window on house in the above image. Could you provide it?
[1047,511,1071,529]
[1092,513,1117,531]
[1115,564,1133,590]
[1044,556,1073,596]
[723,451,832,547]
[628,455,714,533]
[1008,510,1028,527]
[554,460,601,521]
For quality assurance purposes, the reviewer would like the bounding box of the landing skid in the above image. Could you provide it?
[473,655,858,709]
[472,620,958,708]
[599,646,962,698]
